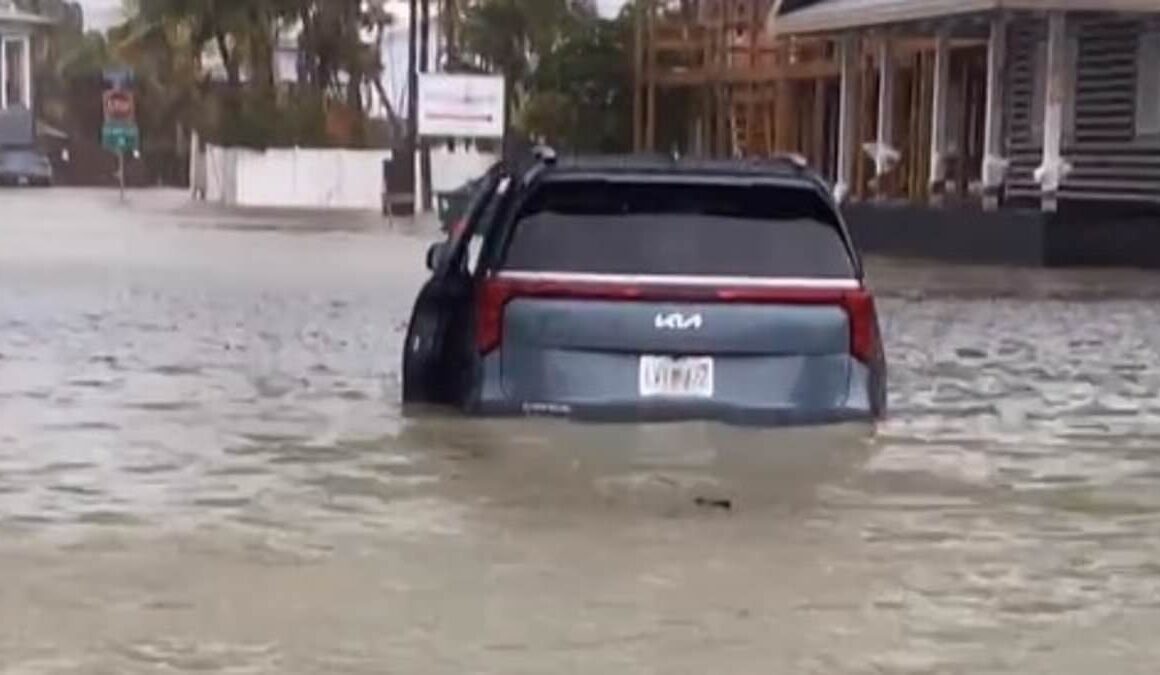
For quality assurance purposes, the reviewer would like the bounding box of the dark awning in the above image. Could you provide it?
[772,0,1160,36]
[0,7,54,26]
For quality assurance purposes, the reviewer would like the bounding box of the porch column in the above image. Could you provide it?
[928,28,951,201]
[21,35,31,109]
[874,36,897,186]
[836,33,861,202]
[1035,11,1069,212]
[981,13,1008,210]
[1,36,8,110]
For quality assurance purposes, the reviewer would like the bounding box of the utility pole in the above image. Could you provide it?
[443,0,458,68]
[407,0,419,213]
[420,0,433,213]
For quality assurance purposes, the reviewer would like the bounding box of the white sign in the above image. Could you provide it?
[417,74,505,138]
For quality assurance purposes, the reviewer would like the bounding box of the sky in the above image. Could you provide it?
[77,0,628,31]
[77,0,120,30]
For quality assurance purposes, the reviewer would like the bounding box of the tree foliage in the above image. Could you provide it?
[22,0,636,181]
[121,0,395,148]
[457,0,632,153]
[523,11,632,152]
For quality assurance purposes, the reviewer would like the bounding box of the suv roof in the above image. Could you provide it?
[504,152,836,206]
[524,153,824,183]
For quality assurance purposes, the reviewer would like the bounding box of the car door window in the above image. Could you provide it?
[435,170,501,277]
[461,176,511,276]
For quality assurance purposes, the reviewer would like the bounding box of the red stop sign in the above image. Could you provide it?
[103,90,136,123]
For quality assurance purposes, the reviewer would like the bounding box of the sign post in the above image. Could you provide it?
[101,86,139,202]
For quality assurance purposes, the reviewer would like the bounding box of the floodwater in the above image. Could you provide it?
[3,189,1160,673]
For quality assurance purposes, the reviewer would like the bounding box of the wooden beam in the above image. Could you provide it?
[718,0,733,156]
[855,61,872,200]
[765,86,775,156]
[928,28,951,201]
[775,80,793,152]
[749,0,760,157]
[875,36,896,182]
[698,89,710,157]
[645,0,658,152]
[813,78,827,173]
[652,61,840,87]
[836,33,861,201]
[981,13,1007,209]
[633,3,644,152]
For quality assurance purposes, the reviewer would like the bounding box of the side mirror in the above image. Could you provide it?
[832,182,849,205]
[426,241,452,271]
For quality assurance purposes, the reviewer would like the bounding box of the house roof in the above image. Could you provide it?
[771,0,1160,35]
[0,2,53,28]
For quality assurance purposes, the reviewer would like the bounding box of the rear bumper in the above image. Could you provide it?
[468,352,885,428]
[467,399,876,427]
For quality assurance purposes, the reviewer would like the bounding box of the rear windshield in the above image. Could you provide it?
[502,180,854,278]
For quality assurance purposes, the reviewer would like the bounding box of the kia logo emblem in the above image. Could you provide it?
[655,312,703,331]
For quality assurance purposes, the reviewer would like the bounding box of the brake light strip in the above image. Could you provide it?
[494,270,862,290]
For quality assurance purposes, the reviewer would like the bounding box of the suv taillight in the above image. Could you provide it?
[476,278,514,354]
[475,277,646,354]
[841,290,879,364]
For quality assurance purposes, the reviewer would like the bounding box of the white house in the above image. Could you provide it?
[191,2,495,211]
[198,1,442,125]
[0,0,48,112]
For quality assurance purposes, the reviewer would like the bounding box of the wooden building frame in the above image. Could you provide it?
[634,0,1160,212]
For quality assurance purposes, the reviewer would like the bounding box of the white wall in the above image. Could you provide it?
[198,145,390,210]
[429,143,498,193]
[194,143,498,211]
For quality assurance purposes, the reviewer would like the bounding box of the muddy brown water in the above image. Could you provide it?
[2,189,1160,673]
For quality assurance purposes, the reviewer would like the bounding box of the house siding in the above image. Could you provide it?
[1005,12,1160,205]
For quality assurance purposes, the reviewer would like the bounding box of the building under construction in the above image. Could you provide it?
[633,1,838,170]
[633,0,1160,266]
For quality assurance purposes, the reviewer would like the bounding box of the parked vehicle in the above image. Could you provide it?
[436,173,490,234]
[402,151,886,426]
[0,148,54,187]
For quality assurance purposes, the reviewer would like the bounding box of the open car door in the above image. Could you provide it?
[402,164,506,406]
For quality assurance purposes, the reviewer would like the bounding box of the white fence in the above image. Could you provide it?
[430,144,499,193]
[194,145,391,210]
[190,140,500,211]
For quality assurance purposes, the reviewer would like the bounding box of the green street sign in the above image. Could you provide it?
[102,124,139,153]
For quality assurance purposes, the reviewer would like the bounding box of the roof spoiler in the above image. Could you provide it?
[531,145,557,165]
[770,153,808,170]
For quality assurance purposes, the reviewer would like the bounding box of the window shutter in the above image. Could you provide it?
[1137,32,1160,138]
[1063,35,1079,143]
[1031,40,1046,142]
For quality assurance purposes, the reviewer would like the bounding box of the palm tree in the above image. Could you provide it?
[459,0,593,126]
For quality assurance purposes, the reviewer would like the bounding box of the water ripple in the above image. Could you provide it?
[5,204,1160,672]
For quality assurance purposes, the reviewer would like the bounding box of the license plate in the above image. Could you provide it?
[639,356,714,398]
[17,176,29,186]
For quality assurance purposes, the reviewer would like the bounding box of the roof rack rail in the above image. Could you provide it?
[531,144,558,165]
[767,153,809,171]
[730,153,810,175]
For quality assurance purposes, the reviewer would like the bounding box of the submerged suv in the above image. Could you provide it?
[402,152,886,426]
